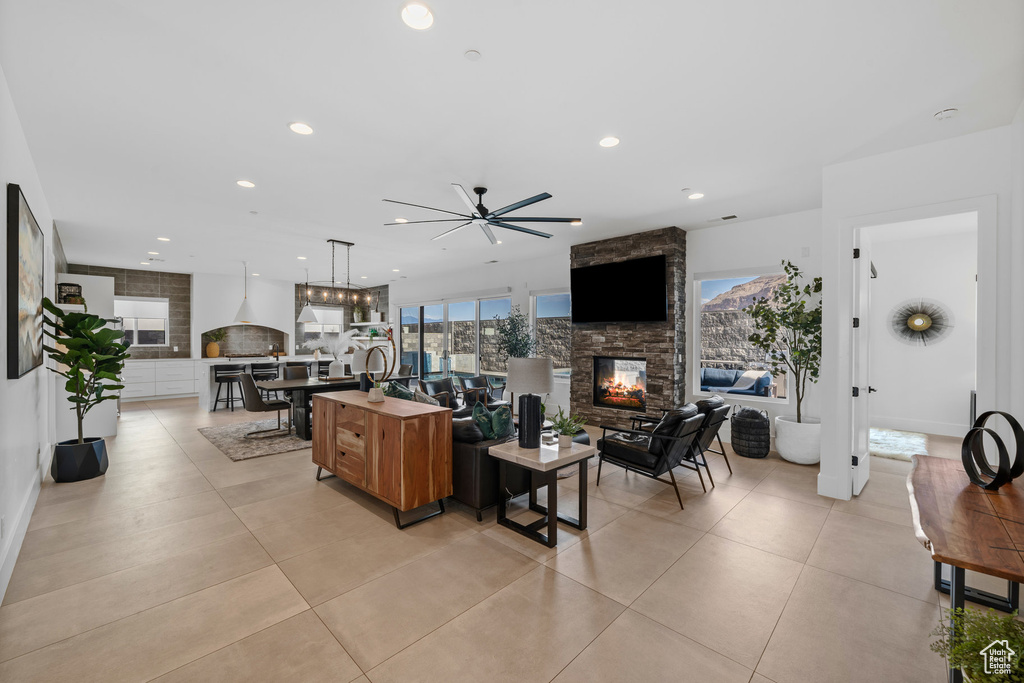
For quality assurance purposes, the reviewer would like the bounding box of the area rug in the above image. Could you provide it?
[869,427,928,462]
[198,420,309,461]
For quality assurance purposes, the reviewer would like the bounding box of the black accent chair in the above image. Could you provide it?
[250,362,280,400]
[238,374,292,437]
[419,378,468,410]
[213,364,245,411]
[597,407,705,509]
[689,398,733,479]
[459,376,509,406]
[283,365,309,381]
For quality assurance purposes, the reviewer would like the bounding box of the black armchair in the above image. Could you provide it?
[418,378,464,409]
[458,375,510,409]
[597,407,705,509]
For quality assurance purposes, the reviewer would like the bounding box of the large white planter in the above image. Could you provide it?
[774,415,821,464]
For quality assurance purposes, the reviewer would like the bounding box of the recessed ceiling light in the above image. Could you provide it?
[570,220,583,226]
[139,262,150,266]
[464,49,481,61]
[157,237,170,242]
[496,240,502,244]
[934,108,959,121]
[401,1,433,29]
[237,180,255,188]
[599,136,620,148]
[688,193,705,200]
[147,251,159,255]
[253,273,260,276]
[392,268,400,272]
[297,256,307,260]
[360,276,367,279]
[394,217,408,223]
[288,122,314,135]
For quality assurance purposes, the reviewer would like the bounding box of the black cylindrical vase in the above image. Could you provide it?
[518,393,542,448]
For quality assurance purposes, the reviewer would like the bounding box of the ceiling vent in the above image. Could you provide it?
[705,215,739,224]
[485,260,499,264]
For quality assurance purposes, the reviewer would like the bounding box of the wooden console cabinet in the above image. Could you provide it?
[312,391,452,526]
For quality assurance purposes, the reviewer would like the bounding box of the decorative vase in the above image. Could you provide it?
[518,394,542,449]
[353,308,365,323]
[558,434,573,448]
[774,415,821,464]
[313,349,320,361]
[367,386,385,402]
[206,342,220,358]
[52,437,108,482]
[328,359,345,378]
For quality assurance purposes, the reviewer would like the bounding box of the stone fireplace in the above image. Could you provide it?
[593,357,647,412]
[570,227,686,426]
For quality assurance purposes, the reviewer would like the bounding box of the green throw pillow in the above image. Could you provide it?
[382,381,414,401]
[472,402,496,440]
[491,405,514,439]
[413,389,440,406]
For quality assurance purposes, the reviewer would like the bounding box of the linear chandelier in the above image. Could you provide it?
[303,240,373,310]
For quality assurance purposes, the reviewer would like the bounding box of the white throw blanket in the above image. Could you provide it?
[709,369,765,393]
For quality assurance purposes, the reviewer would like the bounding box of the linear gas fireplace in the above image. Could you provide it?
[593,357,647,412]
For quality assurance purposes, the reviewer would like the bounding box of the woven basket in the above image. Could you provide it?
[731,406,771,458]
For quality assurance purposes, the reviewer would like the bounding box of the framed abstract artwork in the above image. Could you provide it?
[7,183,45,378]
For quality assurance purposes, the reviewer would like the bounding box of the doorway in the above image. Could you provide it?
[851,212,978,494]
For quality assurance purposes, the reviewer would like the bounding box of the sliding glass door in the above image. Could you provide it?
[447,301,477,380]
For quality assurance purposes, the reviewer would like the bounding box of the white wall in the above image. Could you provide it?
[685,209,823,440]
[190,272,296,357]
[866,230,977,436]
[0,64,55,599]
[820,125,1016,500]
[388,253,572,413]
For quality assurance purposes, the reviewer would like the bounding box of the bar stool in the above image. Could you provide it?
[250,362,280,400]
[213,364,246,411]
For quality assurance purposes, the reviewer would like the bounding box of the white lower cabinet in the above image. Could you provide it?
[122,361,199,401]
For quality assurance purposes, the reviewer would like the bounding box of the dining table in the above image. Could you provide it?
[255,376,361,440]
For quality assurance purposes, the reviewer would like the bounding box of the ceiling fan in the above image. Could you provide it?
[382,184,581,244]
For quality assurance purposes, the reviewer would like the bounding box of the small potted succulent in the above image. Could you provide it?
[549,407,586,448]
[931,607,1024,681]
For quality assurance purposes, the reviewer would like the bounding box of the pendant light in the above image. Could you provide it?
[233,260,256,324]
[297,267,319,323]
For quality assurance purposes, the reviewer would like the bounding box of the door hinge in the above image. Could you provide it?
[852,455,859,467]
[853,248,860,259]
[852,386,859,397]
[852,317,860,328]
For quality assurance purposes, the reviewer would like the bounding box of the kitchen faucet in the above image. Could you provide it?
[271,342,280,359]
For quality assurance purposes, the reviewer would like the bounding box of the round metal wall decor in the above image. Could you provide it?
[888,298,954,346]
[961,411,1024,490]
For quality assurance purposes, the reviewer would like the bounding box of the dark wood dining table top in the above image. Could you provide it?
[909,454,1024,584]
[255,376,357,391]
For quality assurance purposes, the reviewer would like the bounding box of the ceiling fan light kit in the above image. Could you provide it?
[383,184,581,244]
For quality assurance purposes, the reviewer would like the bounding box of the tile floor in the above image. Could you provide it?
[0,398,954,682]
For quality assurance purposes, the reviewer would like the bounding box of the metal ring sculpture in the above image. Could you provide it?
[961,411,1024,490]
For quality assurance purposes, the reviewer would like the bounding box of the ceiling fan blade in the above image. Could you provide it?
[479,223,497,244]
[431,222,473,240]
[382,198,469,218]
[488,221,553,239]
[451,184,481,217]
[487,193,552,218]
[384,219,470,225]
[491,216,580,223]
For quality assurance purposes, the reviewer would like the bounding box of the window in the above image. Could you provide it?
[534,292,571,378]
[115,296,169,347]
[400,306,420,376]
[695,274,788,400]
[479,297,511,378]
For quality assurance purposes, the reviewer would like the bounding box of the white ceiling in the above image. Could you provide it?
[2,0,1022,286]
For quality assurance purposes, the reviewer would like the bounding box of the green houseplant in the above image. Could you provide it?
[42,297,131,481]
[742,260,822,463]
[931,608,1024,681]
[549,407,586,448]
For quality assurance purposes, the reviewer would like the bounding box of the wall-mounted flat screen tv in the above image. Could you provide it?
[570,254,668,323]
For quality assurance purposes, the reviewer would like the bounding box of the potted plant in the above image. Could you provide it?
[204,327,227,358]
[743,260,823,464]
[42,298,131,482]
[549,407,586,448]
[303,329,365,378]
[931,607,1024,681]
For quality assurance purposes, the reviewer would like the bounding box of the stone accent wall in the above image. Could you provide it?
[67,263,191,359]
[569,227,686,426]
[537,317,571,371]
[700,310,761,368]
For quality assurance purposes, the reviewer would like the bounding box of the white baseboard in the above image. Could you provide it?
[0,475,41,602]
[870,416,968,438]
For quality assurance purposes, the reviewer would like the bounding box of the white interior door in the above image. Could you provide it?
[851,232,873,495]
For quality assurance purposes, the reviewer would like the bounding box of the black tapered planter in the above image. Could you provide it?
[518,394,542,449]
[51,438,108,482]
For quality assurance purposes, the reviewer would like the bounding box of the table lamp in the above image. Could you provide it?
[506,357,553,448]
